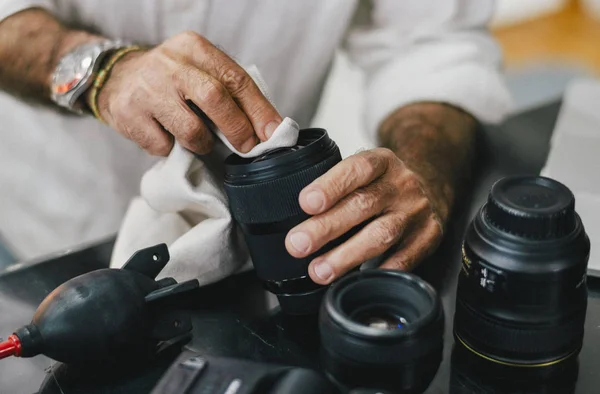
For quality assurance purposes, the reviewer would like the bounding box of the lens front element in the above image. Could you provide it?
[354,311,409,331]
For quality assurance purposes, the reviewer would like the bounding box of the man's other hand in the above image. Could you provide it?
[285,148,447,285]
[95,31,282,156]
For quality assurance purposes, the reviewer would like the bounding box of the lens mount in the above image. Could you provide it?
[323,269,440,340]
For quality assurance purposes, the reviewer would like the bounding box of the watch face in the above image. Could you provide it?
[53,51,94,95]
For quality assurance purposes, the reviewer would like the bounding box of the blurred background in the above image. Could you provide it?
[2,0,599,265]
[313,0,600,157]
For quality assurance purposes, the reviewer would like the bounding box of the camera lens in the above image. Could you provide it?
[319,270,444,393]
[453,176,590,374]
[224,129,355,315]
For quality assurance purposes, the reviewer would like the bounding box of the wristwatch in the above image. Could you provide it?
[50,39,131,113]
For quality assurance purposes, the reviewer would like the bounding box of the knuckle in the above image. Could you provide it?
[352,154,377,179]
[171,31,212,54]
[376,147,396,161]
[350,189,377,212]
[179,115,204,138]
[311,217,333,240]
[199,79,227,104]
[404,171,422,190]
[172,64,195,86]
[178,30,204,45]
[220,67,251,95]
[372,181,397,202]
[371,221,400,246]
[413,196,431,216]
[354,151,388,180]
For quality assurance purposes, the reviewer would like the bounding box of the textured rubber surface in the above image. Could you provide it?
[224,152,341,224]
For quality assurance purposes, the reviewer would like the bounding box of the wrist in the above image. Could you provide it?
[83,46,145,122]
[378,102,476,223]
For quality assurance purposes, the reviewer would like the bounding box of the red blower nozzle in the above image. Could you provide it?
[0,334,22,360]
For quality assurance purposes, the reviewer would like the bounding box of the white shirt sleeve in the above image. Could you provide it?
[0,0,55,22]
[344,0,513,140]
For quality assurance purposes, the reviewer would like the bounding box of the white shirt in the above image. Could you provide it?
[0,0,511,261]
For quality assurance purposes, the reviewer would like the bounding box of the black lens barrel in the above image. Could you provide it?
[224,129,352,314]
[454,176,590,372]
[224,129,340,228]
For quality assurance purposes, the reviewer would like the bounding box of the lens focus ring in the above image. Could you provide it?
[454,298,586,357]
[225,152,340,224]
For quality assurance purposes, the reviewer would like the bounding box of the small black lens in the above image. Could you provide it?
[453,176,590,375]
[223,129,358,315]
[319,270,444,393]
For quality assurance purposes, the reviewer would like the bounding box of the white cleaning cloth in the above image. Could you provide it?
[109,66,300,285]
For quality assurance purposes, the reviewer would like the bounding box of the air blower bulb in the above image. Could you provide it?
[0,244,199,365]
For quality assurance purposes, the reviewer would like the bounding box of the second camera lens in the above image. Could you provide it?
[454,176,590,374]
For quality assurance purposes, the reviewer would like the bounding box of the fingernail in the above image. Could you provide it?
[304,190,325,212]
[314,260,334,282]
[289,232,311,254]
[240,136,259,153]
[264,120,280,139]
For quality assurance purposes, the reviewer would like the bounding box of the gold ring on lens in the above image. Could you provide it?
[455,333,578,368]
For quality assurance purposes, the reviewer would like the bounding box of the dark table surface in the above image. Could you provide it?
[1,100,600,394]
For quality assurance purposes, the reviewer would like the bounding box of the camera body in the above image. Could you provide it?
[151,350,338,394]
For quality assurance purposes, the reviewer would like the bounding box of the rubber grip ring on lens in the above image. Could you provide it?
[454,298,585,358]
[224,153,340,224]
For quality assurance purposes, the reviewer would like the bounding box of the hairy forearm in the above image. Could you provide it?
[378,102,477,223]
[0,8,102,102]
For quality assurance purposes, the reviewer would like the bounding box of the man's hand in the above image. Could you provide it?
[95,31,282,156]
[285,102,477,284]
[285,148,444,284]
